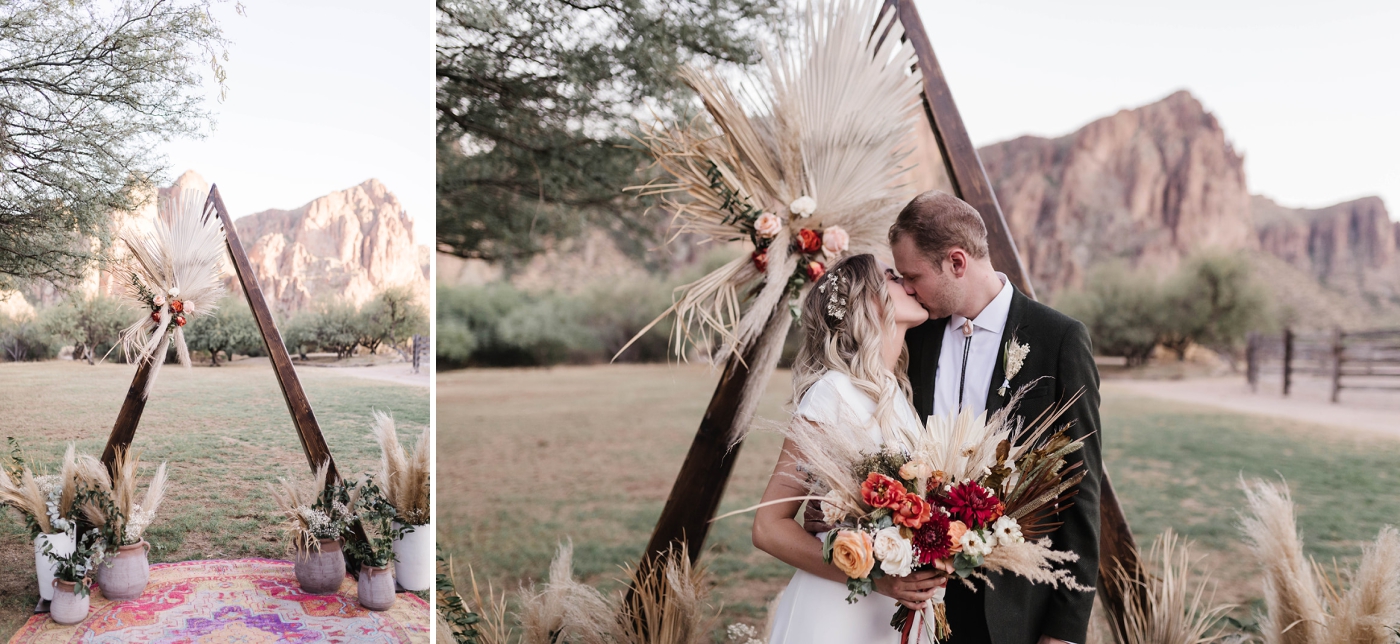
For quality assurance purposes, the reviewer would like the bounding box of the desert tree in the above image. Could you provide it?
[184,296,260,366]
[358,286,427,356]
[1160,252,1270,360]
[0,0,234,291]
[38,293,131,363]
[435,0,785,267]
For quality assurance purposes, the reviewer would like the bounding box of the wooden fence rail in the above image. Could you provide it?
[1246,327,1400,402]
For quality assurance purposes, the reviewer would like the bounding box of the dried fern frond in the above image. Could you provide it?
[1110,530,1233,644]
[372,410,431,525]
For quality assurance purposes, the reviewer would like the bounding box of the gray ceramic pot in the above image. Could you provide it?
[50,580,90,625]
[94,540,150,601]
[357,564,396,611]
[294,538,345,594]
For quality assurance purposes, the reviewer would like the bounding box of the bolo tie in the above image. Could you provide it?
[957,319,973,408]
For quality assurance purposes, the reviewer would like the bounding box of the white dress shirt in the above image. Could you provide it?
[932,273,1013,419]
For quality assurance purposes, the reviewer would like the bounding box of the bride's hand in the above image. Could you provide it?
[873,570,947,609]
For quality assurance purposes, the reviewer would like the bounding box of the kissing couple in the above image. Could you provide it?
[751,190,1102,644]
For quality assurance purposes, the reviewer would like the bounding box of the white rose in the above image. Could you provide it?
[959,529,993,558]
[820,491,849,524]
[872,526,913,577]
[753,212,783,239]
[789,195,817,218]
[991,516,1023,546]
[167,286,180,297]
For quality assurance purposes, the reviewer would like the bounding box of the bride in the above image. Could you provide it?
[754,253,947,643]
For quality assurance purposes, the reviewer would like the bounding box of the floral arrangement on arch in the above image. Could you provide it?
[116,188,227,395]
[621,0,926,362]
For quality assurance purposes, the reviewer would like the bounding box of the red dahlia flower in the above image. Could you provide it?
[752,248,769,273]
[891,492,932,529]
[805,261,826,282]
[797,228,822,254]
[944,481,1003,527]
[860,472,906,510]
[912,507,952,564]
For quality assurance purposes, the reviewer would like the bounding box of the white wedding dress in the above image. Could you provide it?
[766,371,924,644]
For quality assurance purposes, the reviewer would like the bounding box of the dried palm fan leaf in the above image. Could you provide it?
[622,0,925,370]
[1108,530,1233,644]
[114,187,227,397]
[371,410,431,526]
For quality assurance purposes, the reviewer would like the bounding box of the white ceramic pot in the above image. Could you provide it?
[357,565,396,611]
[50,580,90,625]
[391,521,432,591]
[94,540,150,601]
[34,532,75,602]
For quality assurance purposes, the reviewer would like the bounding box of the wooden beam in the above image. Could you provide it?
[204,186,341,481]
[889,0,1142,630]
[886,0,1035,300]
[643,305,791,564]
[100,358,155,470]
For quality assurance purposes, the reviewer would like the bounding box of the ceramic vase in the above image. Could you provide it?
[294,538,345,594]
[93,540,150,601]
[50,580,89,625]
[34,532,75,602]
[357,564,396,611]
[391,521,432,591]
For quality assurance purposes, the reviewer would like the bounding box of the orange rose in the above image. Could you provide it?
[830,530,875,579]
[170,299,184,313]
[891,494,932,530]
[150,310,162,323]
[860,472,906,510]
[175,315,186,327]
[797,228,822,254]
[946,520,969,553]
[805,261,825,282]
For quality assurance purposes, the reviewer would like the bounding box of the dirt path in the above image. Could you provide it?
[215,356,430,388]
[1104,373,1400,438]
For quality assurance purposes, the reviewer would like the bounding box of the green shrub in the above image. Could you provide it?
[1,313,55,361]
[184,297,263,365]
[1056,263,1167,367]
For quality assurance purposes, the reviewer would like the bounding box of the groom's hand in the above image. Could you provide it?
[874,570,946,609]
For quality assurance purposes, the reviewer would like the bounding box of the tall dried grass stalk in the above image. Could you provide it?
[371,410,431,525]
[1109,530,1232,644]
[0,462,52,533]
[615,546,717,644]
[519,540,621,644]
[75,447,168,545]
[1241,478,1400,644]
[268,461,332,552]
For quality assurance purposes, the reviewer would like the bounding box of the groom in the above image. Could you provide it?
[891,191,1101,644]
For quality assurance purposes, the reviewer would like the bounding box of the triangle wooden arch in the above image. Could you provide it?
[99,185,342,484]
[639,0,1145,629]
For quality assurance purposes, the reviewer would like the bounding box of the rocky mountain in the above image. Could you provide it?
[234,178,428,311]
[977,90,1400,319]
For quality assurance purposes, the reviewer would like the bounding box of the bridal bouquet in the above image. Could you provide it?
[795,392,1093,642]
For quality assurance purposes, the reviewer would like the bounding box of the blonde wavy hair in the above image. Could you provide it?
[791,254,914,443]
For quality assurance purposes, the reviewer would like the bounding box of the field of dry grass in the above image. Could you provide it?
[0,358,429,636]
[439,363,1400,638]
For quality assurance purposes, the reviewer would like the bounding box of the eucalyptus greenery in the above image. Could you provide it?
[46,529,104,597]
[344,476,408,569]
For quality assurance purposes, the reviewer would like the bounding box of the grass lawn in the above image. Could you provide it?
[439,363,1400,637]
[0,358,429,636]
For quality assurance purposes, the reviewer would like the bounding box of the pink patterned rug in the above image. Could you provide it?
[9,558,430,643]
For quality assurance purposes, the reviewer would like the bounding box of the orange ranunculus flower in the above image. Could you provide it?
[860,472,907,510]
[946,520,969,553]
[830,530,875,579]
[891,493,932,530]
[797,228,822,254]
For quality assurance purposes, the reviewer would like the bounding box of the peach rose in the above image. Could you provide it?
[830,530,875,579]
[946,520,969,553]
[821,226,849,258]
[753,212,782,239]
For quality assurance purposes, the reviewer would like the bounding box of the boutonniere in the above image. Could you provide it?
[999,337,1029,396]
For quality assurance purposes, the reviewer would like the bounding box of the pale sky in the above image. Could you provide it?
[916,0,1400,218]
[161,0,435,245]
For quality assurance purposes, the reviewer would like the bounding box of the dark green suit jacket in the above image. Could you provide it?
[905,286,1101,644]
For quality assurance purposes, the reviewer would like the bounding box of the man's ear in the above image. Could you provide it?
[947,248,969,278]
